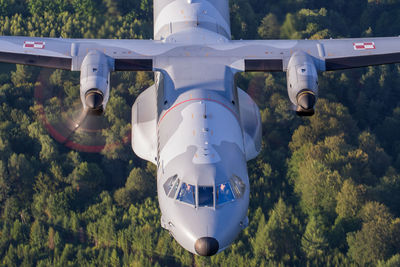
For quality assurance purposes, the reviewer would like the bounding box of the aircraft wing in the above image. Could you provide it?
[1,36,400,73]
[227,37,400,72]
[0,36,176,71]
[320,37,400,71]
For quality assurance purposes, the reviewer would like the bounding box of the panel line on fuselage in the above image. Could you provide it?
[157,97,239,126]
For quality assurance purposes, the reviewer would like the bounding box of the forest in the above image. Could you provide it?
[0,0,400,266]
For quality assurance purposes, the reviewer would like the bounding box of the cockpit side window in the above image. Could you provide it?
[163,175,178,197]
[198,186,214,207]
[230,175,246,198]
[216,182,234,205]
[169,178,180,198]
[177,183,195,205]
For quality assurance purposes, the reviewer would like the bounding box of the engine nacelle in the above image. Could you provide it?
[286,51,318,116]
[80,51,114,114]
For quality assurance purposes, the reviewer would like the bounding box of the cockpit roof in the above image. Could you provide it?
[161,144,247,186]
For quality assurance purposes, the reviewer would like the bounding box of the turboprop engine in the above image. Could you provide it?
[286,51,318,116]
[80,50,114,114]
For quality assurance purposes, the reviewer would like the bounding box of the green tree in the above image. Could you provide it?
[372,170,400,216]
[347,202,398,265]
[230,0,258,39]
[30,220,46,248]
[59,244,74,265]
[11,65,33,86]
[69,162,105,194]
[289,99,357,152]
[3,244,18,267]
[114,167,154,207]
[251,198,301,264]
[358,131,391,178]
[8,153,35,200]
[0,160,11,203]
[378,254,400,267]
[10,219,23,241]
[336,179,365,219]
[280,13,301,39]
[3,196,20,221]
[258,13,280,39]
[301,216,328,260]
[290,155,343,218]
[110,248,121,267]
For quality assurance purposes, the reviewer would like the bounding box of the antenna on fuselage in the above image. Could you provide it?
[203,101,207,119]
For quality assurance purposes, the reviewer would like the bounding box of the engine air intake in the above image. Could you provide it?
[85,89,104,110]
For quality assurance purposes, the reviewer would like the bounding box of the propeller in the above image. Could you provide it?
[34,69,129,153]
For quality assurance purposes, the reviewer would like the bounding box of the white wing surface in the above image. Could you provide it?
[226,37,400,72]
[0,36,180,71]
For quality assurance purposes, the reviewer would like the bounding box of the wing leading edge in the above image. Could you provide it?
[0,36,180,71]
[228,37,400,72]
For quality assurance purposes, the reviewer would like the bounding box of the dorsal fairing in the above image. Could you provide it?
[153,0,231,40]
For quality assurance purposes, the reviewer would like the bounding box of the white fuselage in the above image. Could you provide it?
[132,0,260,256]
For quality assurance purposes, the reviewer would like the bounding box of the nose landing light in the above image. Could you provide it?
[195,237,219,256]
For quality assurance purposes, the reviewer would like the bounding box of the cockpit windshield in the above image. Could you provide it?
[177,183,195,205]
[198,186,214,207]
[171,175,245,207]
[216,182,234,205]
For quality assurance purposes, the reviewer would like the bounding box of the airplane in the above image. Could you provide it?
[0,0,400,257]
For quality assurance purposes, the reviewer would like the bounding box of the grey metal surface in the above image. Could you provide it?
[79,50,113,109]
[286,51,319,108]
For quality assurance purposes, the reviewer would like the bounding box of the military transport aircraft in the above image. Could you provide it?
[0,0,400,256]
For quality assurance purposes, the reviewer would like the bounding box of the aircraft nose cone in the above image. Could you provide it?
[85,90,103,109]
[195,237,219,256]
[297,91,316,110]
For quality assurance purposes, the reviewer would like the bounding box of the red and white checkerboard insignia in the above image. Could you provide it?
[23,41,45,49]
[353,42,376,50]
